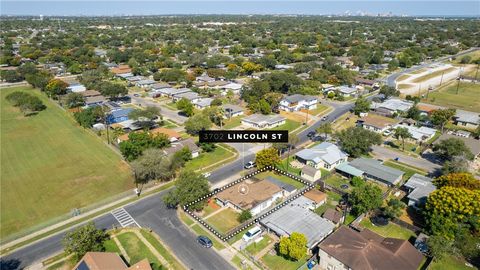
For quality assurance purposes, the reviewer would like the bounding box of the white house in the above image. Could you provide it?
[222,104,244,118]
[67,83,86,93]
[192,98,213,110]
[279,94,318,112]
[241,114,286,129]
[393,124,437,142]
[454,110,480,129]
[335,85,358,97]
[371,98,414,116]
[295,142,348,171]
[172,91,201,103]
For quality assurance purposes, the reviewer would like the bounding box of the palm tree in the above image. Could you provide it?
[394,127,412,151]
[215,107,225,129]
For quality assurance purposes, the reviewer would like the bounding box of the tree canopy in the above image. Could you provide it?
[335,127,382,157]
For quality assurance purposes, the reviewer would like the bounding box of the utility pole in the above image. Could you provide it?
[456,79,461,95]
[439,71,444,86]
[475,64,479,83]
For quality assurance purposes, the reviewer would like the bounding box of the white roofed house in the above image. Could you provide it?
[295,142,348,171]
[371,98,414,117]
[195,73,215,83]
[172,91,201,103]
[135,79,156,89]
[454,110,480,129]
[222,104,244,119]
[335,85,358,97]
[279,94,318,112]
[192,98,213,110]
[220,82,243,95]
[393,124,437,142]
[241,114,286,129]
[156,87,192,98]
[403,174,436,208]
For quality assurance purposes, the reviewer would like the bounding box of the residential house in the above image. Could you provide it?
[403,174,436,208]
[151,82,171,91]
[66,81,86,93]
[43,63,66,76]
[355,77,377,87]
[207,80,229,89]
[107,108,134,124]
[172,91,201,103]
[94,48,107,58]
[81,90,106,107]
[215,179,284,216]
[279,94,318,112]
[192,98,213,110]
[126,76,146,85]
[295,142,348,171]
[357,114,400,134]
[163,138,200,158]
[303,189,327,208]
[454,110,480,129]
[260,196,335,249]
[337,158,404,186]
[135,79,156,88]
[241,114,286,129]
[111,64,132,76]
[116,73,134,80]
[318,226,424,270]
[222,104,244,119]
[73,252,152,270]
[393,124,437,142]
[196,73,215,83]
[265,176,297,197]
[275,64,294,70]
[335,85,358,97]
[220,82,243,95]
[416,103,445,116]
[371,98,414,116]
[150,127,181,142]
[156,87,192,98]
[322,208,344,226]
[301,165,321,182]
[435,134,480,159]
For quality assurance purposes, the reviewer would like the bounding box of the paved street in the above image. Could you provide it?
[371,145,442,174]
[130,95,188,124]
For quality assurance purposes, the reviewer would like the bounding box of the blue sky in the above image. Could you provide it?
[1,1,479,16]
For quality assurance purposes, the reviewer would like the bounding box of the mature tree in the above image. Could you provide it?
[255,147,281,169]
[184,113,212,135]
[351,176,365,187]
[348,183,383,216]
[119,132,170,161]
[155,68,186,82]
[97,81,128,99]
[431,109,456,132]
[65,92,85,108]
[427,235,454,261]
[199,142,216,152]
[433,173,480,190]
[128,106,161,121]
[393,127,412,151]
[433,138,473,161]
[316,122,333,140]
[335,127,382,157]
[62,222,108,262]
[211,98,222,107]
[353,97,371,116]
[379,85,400,99]
[238,210,253,223]
[406,106,421,121]
[273,134,298,155]
[45,78,68,98]
[172,146,192,166]
[163,170,210,211]
[25,71,52,90]
[242,61,262,75]
[176,98,194,117]
[278,232,308,261]
[442,156,470,174]
[6,91,46,116]
[383,198,406,220]
[131,148,175,191]
[1,70,23,82]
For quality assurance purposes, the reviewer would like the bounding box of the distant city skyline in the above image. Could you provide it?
[1,1,479,17]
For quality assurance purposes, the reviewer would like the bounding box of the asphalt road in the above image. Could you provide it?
[130,95,188,124]
[371,145,442,174]
[0,190,235,270]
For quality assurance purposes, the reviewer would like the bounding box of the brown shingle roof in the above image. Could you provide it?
[73,252,128,270]
[127,259,153,270]
[319,226,424,270]
[358,114,399,129]
[303,189,327,204]
[80,90,102,97]
[150,127,181,139]
[216,179,282,210]
[111,65,132,75]
[322,208,343,224]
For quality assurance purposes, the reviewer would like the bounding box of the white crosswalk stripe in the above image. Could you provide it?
[111,208,141,228]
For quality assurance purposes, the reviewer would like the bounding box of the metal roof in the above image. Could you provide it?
[404,174,436,203]
[295,142,347,165]
[349,158,404,185]
[336,162,364,177]
[265,176,297,193]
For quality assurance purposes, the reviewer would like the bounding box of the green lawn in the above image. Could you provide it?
[308,104,329,116]
[232,254,254,270]
[190,224,226,250]
[223,116,244,129]
[262,254,307,270]
[178,211,195,226]
[205,208,240,234]
[184,145,236,172]
[384,160,428,180]
[344,213,357,225]
[424,81,480,112]
[256,171,305,189]
[277,156,302,175]
[359,219,416,240]
[245,235,273,255]
[116,232,164,269]
[140,229,185,270]
[104,238,121,254]
[429,255,473,270]
[163,102,178,111]
[411,67,457,83]
[1,86,133,240]
[324,174,352,193]
[269,119,302,132]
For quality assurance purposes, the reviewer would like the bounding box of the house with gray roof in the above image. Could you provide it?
[156,87,192,97]
[151,82,171,90]
[345,158,405,186]
[260,196,335,249]
[371,98,414,116]
[279,94,318,112]
[336,85,358,97]
[301,165,321,183]
[295,142,348,171]
[135,79,156,88]
[403,174,436,208]
[241,114,286,129]
[172,91,201,103]
[454,110,479,129]
[222,104,244,119]
[265,176,297,196]
[192,98,213,110]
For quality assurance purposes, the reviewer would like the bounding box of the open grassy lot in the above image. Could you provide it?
[140,229,185,270]
[429,255,473,270]
[411,67,457,83]
[306,104,329,116]
[205,208,240,234]
[277,156,302,175]
[223,116,244,130]
[424,81,480,112]
[262,254,307,270]
[256,171,305,189]
[184,144,236,172]
[245,235,273,255]
[324,174,352,193]
[269,119,302,132]
[359,219,415,240]
[384,160,427,180]
[116,232,164,269]
[1,86,133,239]
[332,112,358,131]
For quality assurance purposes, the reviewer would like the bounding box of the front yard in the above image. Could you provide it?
[223,116,244,129]
[245,235,274,256]
[359,218,416,240]
[261,253,308,270]
[256,171,305,189]
[205,207,241,234]
[184,144,236,172]
[269,119,302,132]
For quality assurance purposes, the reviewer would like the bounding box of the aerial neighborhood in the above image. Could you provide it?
[0,9,479,270]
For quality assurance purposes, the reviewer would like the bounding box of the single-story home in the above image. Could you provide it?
[416,103,444,116]
[163,138,200,158]
[403,174,436,208]
[241,114,286,129]
[135,79,156,88]
[215,179,284,216]
[196,74,215,83]
[318,226,424,270]
[279,94,318,112]
[393,124,437,142]
[275,64,294,70]
[336,158,404,186]
[303,189,327,208]
[322,208,344,226]
[156,87,192,97]
[355,77,376,87]
[150,127,181,142]
[371,98,414,116]
[260,196,335,249]
[82,90,106,107]
[192,98,213,110]
[74,252,152,270]
[66,82,86,93]
[335,86,358,97]
[295,142,348,171]
[110,64,132,75]
[220,82,243,95]
[435,134,480,159]
[454,110,479,129]
[172,91,201,103]
[107,108,134,124]
[301,165,321,182]
[222,104,244,119]
[357,114,400,134]
[151,82,171,91]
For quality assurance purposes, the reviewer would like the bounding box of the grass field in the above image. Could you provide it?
[140,229,185,270]
[245,235,273,255]
[262,254,307,270]
[424,81,480,112]
[411,67,457,83]
[223,116,244,129]
[429,255,473,270]
[1,86,133,239]
[256,171,305,189]
[359,219,415,240]
[184,145,236,172]
[269,119,302,132]
[205,208,240,234]
[116,232,164,269]
[384,160,428,180]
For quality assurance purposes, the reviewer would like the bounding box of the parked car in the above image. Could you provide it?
[307,131,316,138]
[242,226,262,242]
[322,116,328,121]
[197,235,213,248]
[202,172,211,178]
[383,130,392,136]
[244,161,256,169]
